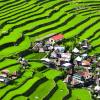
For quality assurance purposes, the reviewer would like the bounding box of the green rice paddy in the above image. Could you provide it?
[0,0,100,100]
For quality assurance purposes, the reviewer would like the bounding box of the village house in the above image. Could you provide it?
[97,61,100,67]
[81,60,91,67]
[50,51,58,58]
[78,71,92,80]
[49,34,64,44]
[63,75,72,83]
[81,39,91,50]
[11,71,21,79]
[62,62,72,69]
[32,41,43,52]
[81,53,88,59]
[18,57,29,69]
[74,56,82,66]
[54,45,65,53]
[42,43,53,51]
[39,47,45,53]
[0,75,10,85]
[1,69,9,77]
[72,47,80,54]
[98,57,100,61]
[60,52,72,62]
[41,58,51,63]
[94,85,100,98]
[32,45,39,52]
[47,45,54,51]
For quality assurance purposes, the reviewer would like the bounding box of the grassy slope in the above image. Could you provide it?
[68,88,92,100]
[50,80,69,100]
[29,80,55,100]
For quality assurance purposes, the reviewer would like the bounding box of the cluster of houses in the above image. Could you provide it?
[0,69,21,85]
[32,34,64,53]
[0,56,29,85]
[32,33,100,97]
[0,57,29,86]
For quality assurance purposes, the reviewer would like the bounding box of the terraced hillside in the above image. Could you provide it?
[0,0,99,100]
[0,0,100,58]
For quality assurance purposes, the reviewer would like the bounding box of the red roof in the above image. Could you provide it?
[51,34,64,41]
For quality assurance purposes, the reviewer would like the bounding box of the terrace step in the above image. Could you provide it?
[0,59,18,70]
[0,36,31,59]
[45,80,69,100]
[51,80,69,100]
[2,76,41,100]
[29,79,56,100]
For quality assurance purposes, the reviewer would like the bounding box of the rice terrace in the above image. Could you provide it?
[0,0,100,100]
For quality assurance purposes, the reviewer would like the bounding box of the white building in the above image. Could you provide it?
[72,47,80,53]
